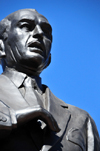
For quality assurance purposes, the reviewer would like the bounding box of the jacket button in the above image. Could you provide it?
[0,116,7,122]
[2,117,7,122]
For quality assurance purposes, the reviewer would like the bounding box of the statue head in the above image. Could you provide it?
[0,9,52,76]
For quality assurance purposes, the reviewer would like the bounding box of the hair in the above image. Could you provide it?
[0,18,11,40]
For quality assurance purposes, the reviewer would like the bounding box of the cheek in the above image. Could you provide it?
[9,28,29,43]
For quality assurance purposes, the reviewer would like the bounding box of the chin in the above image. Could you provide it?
[17,57,45,74]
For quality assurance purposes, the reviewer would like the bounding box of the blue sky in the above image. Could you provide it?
[0,0,100,133]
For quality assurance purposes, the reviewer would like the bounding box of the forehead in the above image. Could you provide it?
[12,10,49,25]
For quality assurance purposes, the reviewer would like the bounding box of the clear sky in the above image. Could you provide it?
[0,0,100,134]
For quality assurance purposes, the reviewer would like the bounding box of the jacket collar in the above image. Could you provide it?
[3,67,26,88]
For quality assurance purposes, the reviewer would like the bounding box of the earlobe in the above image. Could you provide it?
[0,40,6,58]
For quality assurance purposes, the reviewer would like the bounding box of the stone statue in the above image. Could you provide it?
[0,9,99,151]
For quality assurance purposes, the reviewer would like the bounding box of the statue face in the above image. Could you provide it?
[4,10,52,74]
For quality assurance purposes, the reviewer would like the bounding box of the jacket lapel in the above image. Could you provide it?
[42,88,71,151]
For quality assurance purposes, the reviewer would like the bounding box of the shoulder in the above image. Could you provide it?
[67,103,90,118]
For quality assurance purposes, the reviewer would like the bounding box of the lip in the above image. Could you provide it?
[27,41,45,52]
[29,47,43,55]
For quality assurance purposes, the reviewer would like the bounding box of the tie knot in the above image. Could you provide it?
[23,77,36,88]
[23,76,43,94]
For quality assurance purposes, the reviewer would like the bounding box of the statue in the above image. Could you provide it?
[0,9,99,151]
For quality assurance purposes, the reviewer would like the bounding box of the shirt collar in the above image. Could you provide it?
[3,67,43,94]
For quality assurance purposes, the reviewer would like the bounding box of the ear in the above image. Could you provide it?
[0,39,6,58]
[44,53,51,69]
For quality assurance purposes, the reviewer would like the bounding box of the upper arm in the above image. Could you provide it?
[87,115,100,151]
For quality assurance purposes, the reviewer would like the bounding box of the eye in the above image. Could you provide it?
[19,22,32,31]
[41,26,52,40]
[44,28,52,40]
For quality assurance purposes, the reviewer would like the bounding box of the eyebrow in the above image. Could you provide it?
[18,18,35,23]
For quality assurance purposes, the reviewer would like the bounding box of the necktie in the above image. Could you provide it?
[23,77,45,150]
[23,77,44,107]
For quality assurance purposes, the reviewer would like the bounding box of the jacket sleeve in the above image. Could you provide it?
[87,115,100,151]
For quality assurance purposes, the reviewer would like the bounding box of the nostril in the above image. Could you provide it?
[33,34,43,39]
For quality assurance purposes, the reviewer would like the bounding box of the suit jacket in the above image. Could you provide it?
[0,71,99,151]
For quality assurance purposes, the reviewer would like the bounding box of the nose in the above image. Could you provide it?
[31,25,44,38]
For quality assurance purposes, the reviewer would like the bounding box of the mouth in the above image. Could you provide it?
[27,41,45,54]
